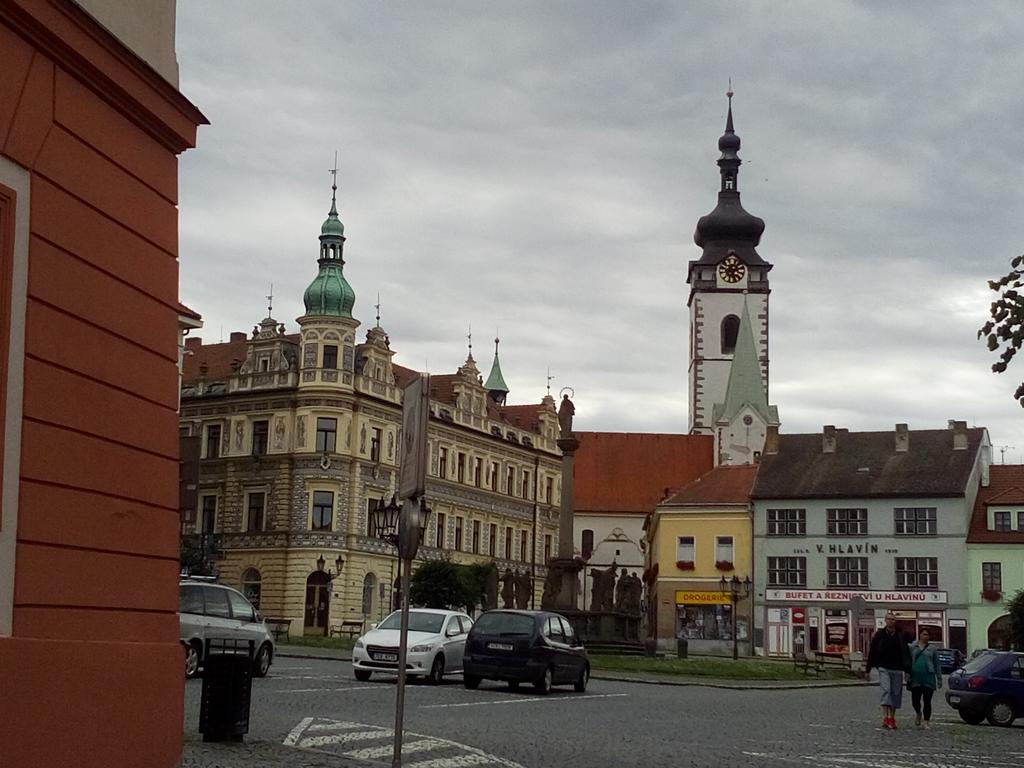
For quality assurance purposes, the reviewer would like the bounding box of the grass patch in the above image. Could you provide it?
[280,635,356,651]
[589,654,855,681]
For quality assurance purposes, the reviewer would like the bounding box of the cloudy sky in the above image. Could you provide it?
[175,1,1024,459]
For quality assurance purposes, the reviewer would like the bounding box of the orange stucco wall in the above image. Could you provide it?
[0,2,202,766]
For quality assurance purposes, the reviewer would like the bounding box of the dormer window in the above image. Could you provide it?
[259,357,270,372]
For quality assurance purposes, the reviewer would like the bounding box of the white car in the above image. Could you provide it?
[352,608,473,684]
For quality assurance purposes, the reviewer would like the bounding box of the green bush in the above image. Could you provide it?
[1008,589,1024,651]
[409,559,491,610]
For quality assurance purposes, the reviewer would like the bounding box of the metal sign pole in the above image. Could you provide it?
[391,553,410,768]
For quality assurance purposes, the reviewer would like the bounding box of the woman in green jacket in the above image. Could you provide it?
[908,628,943,728]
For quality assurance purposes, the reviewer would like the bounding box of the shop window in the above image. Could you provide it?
[827,508,867,536]
[827,557,868,588]
[241,568,262,609]
[894,507,936,536]
[677,603,743,642]
[767,508,805,536]
[895,557,938,589]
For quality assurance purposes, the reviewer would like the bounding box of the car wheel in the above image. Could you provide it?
[464,673,481,690]
[184,642,201,679]
[507,680,520,692]
[354,669,372,682]
[428,654,445,685]
[986,698,1016,727]
[574,665,589,693]
[958,708,985,725]
[252,643,272,677]
[534,666,553,696]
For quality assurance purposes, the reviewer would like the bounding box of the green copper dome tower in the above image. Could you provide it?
[303,176,355,318]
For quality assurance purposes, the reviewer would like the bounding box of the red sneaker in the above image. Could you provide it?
[888,718,897,730]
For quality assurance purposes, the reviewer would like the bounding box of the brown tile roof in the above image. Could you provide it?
[177,302,202,320]
[574,432,714,514]
[662,464,758,506]
[752,428,987,500]
[496,404,543,432]
[968,464,1024,544]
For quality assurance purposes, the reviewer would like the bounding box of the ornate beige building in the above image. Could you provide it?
[179,182,562,636]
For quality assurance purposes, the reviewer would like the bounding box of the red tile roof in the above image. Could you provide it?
[574,432,714,514]
[662,464,758,506]
[182,336,280,384]
[177,302,202,320]
[968,464,1024,544]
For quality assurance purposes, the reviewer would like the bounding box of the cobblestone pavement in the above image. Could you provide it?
[183,657,1023,767]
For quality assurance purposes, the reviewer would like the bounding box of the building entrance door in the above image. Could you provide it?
[304,571,331,635]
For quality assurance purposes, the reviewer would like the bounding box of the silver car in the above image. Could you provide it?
[179,579,275,678]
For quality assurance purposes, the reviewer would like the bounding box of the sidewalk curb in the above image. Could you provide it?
[276,650,871,690]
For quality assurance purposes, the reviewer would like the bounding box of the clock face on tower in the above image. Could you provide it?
[718,255,746,284]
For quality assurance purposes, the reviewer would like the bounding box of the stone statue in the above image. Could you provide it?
[540,567,561,610]
[623,572,643,615]
[614,568,629,611]
[296,416,306,447]
[234,420,244,450]
[590,561,617,612]
[483,565,499,610]
[500,568,515,609]
[359,424,367,453]
[557,394,575,437]
[515,571,532,609]
[273,416,286,449]
[387,431,394,459]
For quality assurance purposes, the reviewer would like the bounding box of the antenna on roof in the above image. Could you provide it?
[467,324,473,357]
[997,445,1015,464]
[266,283,274,317]
[374,292,381,328]
[546,367,553,396]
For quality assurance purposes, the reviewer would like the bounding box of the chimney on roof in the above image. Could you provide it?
[895,423,909,453]
[229,331,246,343]
[951,420,968,451]
[765,424,779,454]
[185,337,201,350]
[822,425,837,454]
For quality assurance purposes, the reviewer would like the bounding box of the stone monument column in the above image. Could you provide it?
[541,393,583,611]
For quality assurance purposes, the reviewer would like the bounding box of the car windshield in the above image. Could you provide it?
[472,612,535,636]
[376,611,444,634]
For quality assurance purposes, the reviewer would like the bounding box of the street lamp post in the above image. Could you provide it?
[370,494,431,768]
[719,575,752,661]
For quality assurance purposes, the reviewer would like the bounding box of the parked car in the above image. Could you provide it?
[945,651,1024,726]
[179,578,275,679]
[934,647,966,674]
[462,609,589,695]
[352,608,473,684]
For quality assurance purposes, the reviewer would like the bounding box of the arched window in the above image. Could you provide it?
[721,315,740,355]
[241,568,262,609]
[581,529,594,559]
[362,573,377,616]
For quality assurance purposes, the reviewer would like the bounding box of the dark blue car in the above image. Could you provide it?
[462,610,589,695]
[945,651,1024,726]
[934,647,965,674]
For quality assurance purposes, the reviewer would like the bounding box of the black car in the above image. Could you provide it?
[945,651,1024,726]
[462,610,589,694]
[935,647,965,674]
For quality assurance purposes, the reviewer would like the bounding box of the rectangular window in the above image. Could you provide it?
[767,508,806,536]
[472,520,481,553]
[455,517,464,551]
[521,471,531,499]
[435,512,447,549]
[251,420,269,455]
[457,453,466,483]
[520,530,528,562]
[438,447,448,478]
[246,492,266,532]
[827,508,868,536]
[1018,511,1024,531]
[205,424,221,459]
[715,536,734,564]
[827,557,868,588]
[982,562,1002,593]
[994,511,1011,532]
[315,417,337,453]
[489,523,497,556]
[322,344,338,369]
[894,507,937,536]
[545,477,553,504]
[311,490,334,531]
[473,458,482,487]
[505,526,513,559]
[370,427,382,462]
[767,557,806,587]
[895,557,938,589]
[676,536,695,563]
[200,495,217,534]
[544,534,552,562]
[506,466,515,496]
[581,529,594,559]
[490,462,499,491]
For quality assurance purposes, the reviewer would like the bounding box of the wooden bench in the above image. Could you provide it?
[330,619,365,639]
[263,617,292,643]
[794,651,851,676]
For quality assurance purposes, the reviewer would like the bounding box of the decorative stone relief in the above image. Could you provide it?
[359,424,367,453]
[387,431,394,459]
[234,420,244,450]
[273,416,286,449]
[296,416,306,446]
[303,343,318,368]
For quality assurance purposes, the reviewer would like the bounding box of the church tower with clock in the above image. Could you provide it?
[687,92,778,465]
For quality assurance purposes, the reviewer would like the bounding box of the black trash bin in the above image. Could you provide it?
[677,637,688,659]
[199,638,254,743]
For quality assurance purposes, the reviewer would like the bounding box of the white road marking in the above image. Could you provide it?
[743,749,1020,768]
[305,720,369,732]
[406,755,496,767]
[299,729,391,749]
[283,717,313,746]
[345,738,448,760]
[420,692,628,709]
[280,686,380,693]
